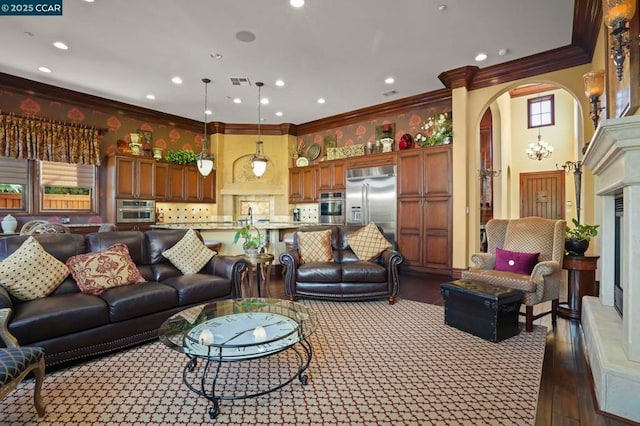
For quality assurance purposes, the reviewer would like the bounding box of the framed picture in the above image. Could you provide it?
[323,134,337,151]
[375,123,395,143]
[137,129,153,147]
[605,11,640,119]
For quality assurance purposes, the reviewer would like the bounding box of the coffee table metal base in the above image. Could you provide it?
[181,337,313,419]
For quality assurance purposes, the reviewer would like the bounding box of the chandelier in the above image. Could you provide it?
[526,129,553,161]
[196,78,214,177]
[251,82,269,177]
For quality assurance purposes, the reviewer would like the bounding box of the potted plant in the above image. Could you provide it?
[233,225,265,257]
[565,218,599,256]
[165,149,198,165]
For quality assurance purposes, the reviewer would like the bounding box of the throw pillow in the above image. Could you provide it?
[66,243,145,295]
[494,247,540,275]
[297,229,333,263]
[0,236,69,301]
[162,229,214,274]
[347,222,392,261]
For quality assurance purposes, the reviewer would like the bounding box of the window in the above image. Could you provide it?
[528,95,555,128]
[38,161,98,213]
[0,157,29,213]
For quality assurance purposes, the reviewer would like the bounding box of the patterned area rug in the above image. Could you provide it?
[1,299,546,425]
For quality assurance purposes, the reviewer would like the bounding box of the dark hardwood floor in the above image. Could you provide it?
[264,270,632,426]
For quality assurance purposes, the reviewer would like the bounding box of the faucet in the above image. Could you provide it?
[248,207,253,226]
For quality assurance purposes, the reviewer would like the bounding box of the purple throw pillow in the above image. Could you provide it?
[494,247,540,275]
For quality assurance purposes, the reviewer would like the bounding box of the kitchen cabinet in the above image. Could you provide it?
[155,162,215,203]
[154,162,170,201]
[397,145,452,272]
[108,155,155,199]
[289,166,316,203]
[346,151,396,169]
[317,160,345,192]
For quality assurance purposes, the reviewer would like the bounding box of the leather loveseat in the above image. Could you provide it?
[0,229,246,367]
[279,225,403,304]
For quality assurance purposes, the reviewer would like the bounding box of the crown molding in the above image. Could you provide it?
[572,0,602,58]
[296,89,452,135]
[438,66,479,90]
[0,72,203,133]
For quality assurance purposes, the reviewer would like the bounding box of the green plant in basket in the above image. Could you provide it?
[233,225,264,249]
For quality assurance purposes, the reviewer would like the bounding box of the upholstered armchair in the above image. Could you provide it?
[0,308,46,417]
[462,217,565,332]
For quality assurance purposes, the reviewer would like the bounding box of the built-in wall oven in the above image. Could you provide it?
[116,199,156,223]
[318,192,345,225]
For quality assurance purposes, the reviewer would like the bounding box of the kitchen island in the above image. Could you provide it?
[151,221,317,257]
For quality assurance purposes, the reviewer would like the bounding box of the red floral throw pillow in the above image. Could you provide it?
[66,243,145,295]
[494,247,540,275]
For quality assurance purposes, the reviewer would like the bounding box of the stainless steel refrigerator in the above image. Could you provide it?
[345,165,397,243]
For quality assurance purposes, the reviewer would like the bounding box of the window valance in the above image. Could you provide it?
[0,112,102,166]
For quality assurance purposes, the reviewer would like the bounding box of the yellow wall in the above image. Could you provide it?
[451,25,607,270]
[211,131,295,220]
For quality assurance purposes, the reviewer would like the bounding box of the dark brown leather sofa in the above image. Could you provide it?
[279,225,403,304]
[0,229,246,367]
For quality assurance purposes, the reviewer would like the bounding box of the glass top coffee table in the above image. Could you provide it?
[159,298,317,419]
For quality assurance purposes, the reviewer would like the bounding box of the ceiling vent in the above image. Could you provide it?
[230,77,251,86]
[382,89,399,97]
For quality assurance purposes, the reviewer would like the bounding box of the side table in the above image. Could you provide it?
[557,255,599,320]
[241,254,275,298]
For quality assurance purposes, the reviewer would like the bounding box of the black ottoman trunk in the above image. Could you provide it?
[440,279,523,342]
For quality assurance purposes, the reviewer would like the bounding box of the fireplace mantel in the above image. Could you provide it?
[581,115,640,422]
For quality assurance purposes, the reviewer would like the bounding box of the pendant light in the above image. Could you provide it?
[197,78,214,177]
[251,81,269,177]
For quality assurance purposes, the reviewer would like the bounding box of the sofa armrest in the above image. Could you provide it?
[0,286,13,310]
[279,249,301,298]
[381,249,403,297]
[0,308,18,347]
[470,253,496,269]
[203,255,248,298]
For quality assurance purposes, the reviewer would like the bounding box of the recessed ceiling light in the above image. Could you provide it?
[475,53,488,62]
[38,66,51,73]
[146,94,156,100]
[233,98,242,104]
[275,111,283,117]
[260,98,269,105]
[498,48,509,56]
[53,41,68,50]
[385,77,395,84]
[83,0,95,2]
[205,109,212,116]
[290,0,304,7]
[438,4,447,11]
[317,98,326,104]
[171,76,183,84]
[275,79,285,87]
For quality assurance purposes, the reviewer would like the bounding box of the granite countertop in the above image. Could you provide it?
[65,223,115,228]
[150,221,320,231]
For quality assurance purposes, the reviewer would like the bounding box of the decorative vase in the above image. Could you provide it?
[1,214,17,234]
[244,247,260,258]
[398,133,413,150]
[152,147,163,159]
[292,154,299,167]
[565,239,589,256]
[129,142,142,155]
[380,137,394,153]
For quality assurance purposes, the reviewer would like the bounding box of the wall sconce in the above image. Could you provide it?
[583,70,606,129]
[602,0,637,81]
[477,169,501,179]
[558,160,583,222]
